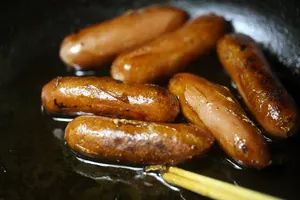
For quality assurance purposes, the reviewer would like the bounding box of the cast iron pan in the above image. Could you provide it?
[1,0,300,199]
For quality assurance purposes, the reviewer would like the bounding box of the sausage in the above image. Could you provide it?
[41,76,179,122]
[65,115,214,165]
[111,14,227,83]
[169,73,271,169]
[217,33,298,138]
[59,6,188,69]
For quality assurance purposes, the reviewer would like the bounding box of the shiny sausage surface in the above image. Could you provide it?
[41,76,179,122]
[111,14,227,83]
[60,6,188,69]
[169,73,271,168]
[65,116,214,165]
[217,33,298,138]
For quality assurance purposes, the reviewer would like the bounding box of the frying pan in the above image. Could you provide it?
[1,0,300,199]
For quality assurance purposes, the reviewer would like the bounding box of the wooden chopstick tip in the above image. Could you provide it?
[144,165,168,173]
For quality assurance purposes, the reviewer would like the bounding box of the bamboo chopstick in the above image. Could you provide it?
[146,166,282,200]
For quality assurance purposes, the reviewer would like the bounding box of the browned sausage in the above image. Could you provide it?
[60,6,188,69]
[111,14,227,83]
[217,33,298,138]
[41,76,179,122]
[65,115,214,165]
[169,73,271,169]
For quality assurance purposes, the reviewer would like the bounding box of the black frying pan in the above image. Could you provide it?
[1,0,300,199]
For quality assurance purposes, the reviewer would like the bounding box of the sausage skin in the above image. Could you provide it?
[60,6,188,69]
[111,14,227,83]
[41,76,179,122]
[169,73,271,168]
[65,116,214,165]
[217,34,298,138]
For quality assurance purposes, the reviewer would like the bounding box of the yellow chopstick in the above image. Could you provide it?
[159,166,282,200]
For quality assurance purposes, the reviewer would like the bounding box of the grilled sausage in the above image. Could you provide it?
[65,115,214,165]
[111,14,227,83]
[169,73,271,168]
[60,6,188,69]
[217,33,298,138]
[41,76,179,122]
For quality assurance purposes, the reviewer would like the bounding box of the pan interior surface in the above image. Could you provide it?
[0,0,300,199]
